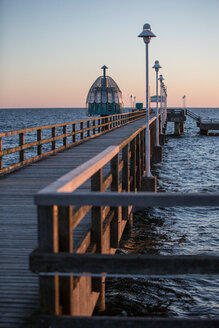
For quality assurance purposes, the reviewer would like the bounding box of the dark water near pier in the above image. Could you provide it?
[0,107,218,317]
[105,107,219,318]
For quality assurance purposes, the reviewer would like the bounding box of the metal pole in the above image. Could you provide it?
[130,95,132,113]
[160,83,163,134]
[145,42,152,177]
[156,69,159,146]
[165,88,167,122]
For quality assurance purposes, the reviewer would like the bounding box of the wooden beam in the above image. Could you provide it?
[35,192,219,208]
[38,315,219,328]
[30,253,219,275]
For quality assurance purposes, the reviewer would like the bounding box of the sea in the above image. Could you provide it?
[0,107,218,318]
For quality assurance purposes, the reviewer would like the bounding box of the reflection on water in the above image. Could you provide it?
[104,108,219,318]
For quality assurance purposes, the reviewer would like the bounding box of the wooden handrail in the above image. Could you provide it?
[35,191,219,207]
[0,111,145,137]
[37,117,158,194]
[0,110,146,175]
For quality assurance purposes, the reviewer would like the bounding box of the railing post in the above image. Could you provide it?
[91,168,105,312]
[72,124,76,143]
[38,205,60,315]
[91,169,103,252]
[122,144,130,220]
[136,133,141,190]
[0,137,2,170]
[101,118,104,132]
[98,119,101,133]
[142,128,146,172]
[19,133,25,162]
[58,206,74,315]
[52,127,56,150]
[63,125,67,147]
[110,153,121,247]
[87,121,90,137]
[37,129,42,156]
[80,122,84,140]
[93,120,96,135]
[130,138,136,191]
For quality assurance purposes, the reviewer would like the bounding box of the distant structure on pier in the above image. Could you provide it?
[86,65,123,116]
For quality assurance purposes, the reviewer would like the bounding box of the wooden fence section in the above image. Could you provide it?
[0,110,145,175]
[30,121,151,318]
[30,127,219,326]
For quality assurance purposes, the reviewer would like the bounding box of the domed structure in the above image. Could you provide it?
[86,66,123,116]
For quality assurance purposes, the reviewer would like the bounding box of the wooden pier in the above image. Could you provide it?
[0,111,218,327]
[0,111,151,327]
[167,108,219,135]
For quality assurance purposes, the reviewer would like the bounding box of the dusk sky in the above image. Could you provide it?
[1,0,219,108]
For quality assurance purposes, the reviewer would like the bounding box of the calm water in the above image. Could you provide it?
[0,107,218,317]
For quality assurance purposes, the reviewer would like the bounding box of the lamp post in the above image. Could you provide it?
[130,95,132,112]
[158,74,164,134]
[138,23,156,177]
[152,60,162,146]
[161,82,166,132]
[164,86,168,122]
[182,95,186,109]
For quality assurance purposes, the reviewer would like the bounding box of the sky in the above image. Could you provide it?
[1,0,219,108]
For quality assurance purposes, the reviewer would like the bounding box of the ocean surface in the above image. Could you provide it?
[0,107,218,318]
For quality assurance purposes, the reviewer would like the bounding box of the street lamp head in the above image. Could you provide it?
[138,23,156,44]
[158,74,164,82]
[152,60,162,71]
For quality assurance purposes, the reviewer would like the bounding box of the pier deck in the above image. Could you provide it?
[0,116,146,328]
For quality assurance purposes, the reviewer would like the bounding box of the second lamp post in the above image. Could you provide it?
[152,60,162,147]
[138,23,156,177]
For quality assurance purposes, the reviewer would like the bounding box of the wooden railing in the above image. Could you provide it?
[30,119,219,326]
[0,110,146,175]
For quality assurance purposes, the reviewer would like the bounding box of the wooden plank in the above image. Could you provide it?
[39,146,119,193]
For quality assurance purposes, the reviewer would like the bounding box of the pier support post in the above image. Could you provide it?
[179,122,184,133]
[174,122,180,136]
[141,175,157,192]
[200,129,209,135]
[151,145,162,164]
[159,133,165,146]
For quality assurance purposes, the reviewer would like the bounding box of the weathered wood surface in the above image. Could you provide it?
[0,117,146,327]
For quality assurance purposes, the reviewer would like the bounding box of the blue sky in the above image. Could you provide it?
[1,0,219,108]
